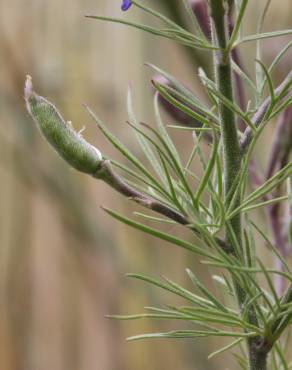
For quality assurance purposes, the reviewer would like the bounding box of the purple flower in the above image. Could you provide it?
[121,0,132,11]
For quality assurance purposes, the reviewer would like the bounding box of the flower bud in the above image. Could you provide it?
[190,0,211,39]
[24,75,102,175]
[121,0,132,11]
[152,75,197,126]
[152,75,212,142]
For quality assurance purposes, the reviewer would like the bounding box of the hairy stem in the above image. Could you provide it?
[247,340,269,370]
[209,1,241,238]
[209,2,268,369]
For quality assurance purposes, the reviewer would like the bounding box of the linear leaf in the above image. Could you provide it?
[208,338,243,359]
[127,329,256,341]
[127,88,166,184]
[103,208,219,260]
[186,269,229,313]
[237,29,292,45]
[154,93,181,166]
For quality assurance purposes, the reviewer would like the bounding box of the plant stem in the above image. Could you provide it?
[209,1,241,236]
[247,340,269,370]
[209,2,268,369]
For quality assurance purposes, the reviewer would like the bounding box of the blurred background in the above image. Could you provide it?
[0,0,291,369]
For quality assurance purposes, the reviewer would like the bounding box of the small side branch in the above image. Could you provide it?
[240,71,292,152]
[94,160,190,226]
[94,160,231,253]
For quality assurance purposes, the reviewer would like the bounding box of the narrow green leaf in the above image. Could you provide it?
[85,15,185,42]
[227,0,248,51]
[239,196,289,214]
[255,0,272,99]
[237,29,292,45]
[158,152,187,215]
[274,342,289,370]
[134,212,176,224]
[127,273,218,308]
[243,163,292,205]
[168,126,212,132]
[181,0,206,41]
[169,307,244,327]
[127,329,256,341]
[186,269,229,313]
[131,0,186,32]
[260,40,292,95]
[195,130,219,203]
[231,60,257,95]
[244,216,256,268]
[127,88,166,185]
[140,122,198,209]
[154,93,181,166]
[208,338,243,359]
[185,130,205,174]
[107,313,192,320]
[269,97,292,121]
[257,259,281,310]
[255,60,275,103]
[103,208,219,260]
[164,276,221,310]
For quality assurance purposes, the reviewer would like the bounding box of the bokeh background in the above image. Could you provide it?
[0,1,291,369]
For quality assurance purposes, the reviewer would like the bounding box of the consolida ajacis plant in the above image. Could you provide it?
[24,1,292,369]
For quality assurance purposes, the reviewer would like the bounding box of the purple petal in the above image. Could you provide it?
[121,0,132,11]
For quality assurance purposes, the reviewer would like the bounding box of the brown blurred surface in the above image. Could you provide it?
[0,1,291,369]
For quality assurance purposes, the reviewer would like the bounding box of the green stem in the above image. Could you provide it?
[209,2,242,254]
[248,338,269,370]
[209,1,268,369]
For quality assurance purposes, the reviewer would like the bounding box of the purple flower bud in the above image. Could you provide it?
[121,0,132,11]
[153,75,193,125]
[152,75,212,142]
[190,0,211,39]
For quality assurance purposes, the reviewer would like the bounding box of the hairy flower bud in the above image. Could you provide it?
[24,75,102,175]
[153,75,197,125]
[190,0,211,39]
[152,75,212,142]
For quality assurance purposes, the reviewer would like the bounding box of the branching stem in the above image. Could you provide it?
[209,1,269,369]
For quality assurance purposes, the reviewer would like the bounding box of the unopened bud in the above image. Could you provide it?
[152,75,198,126]
[152,75,212,142]
[24,75,102,175]
[190,0,211,39]
[121,0,132,11]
